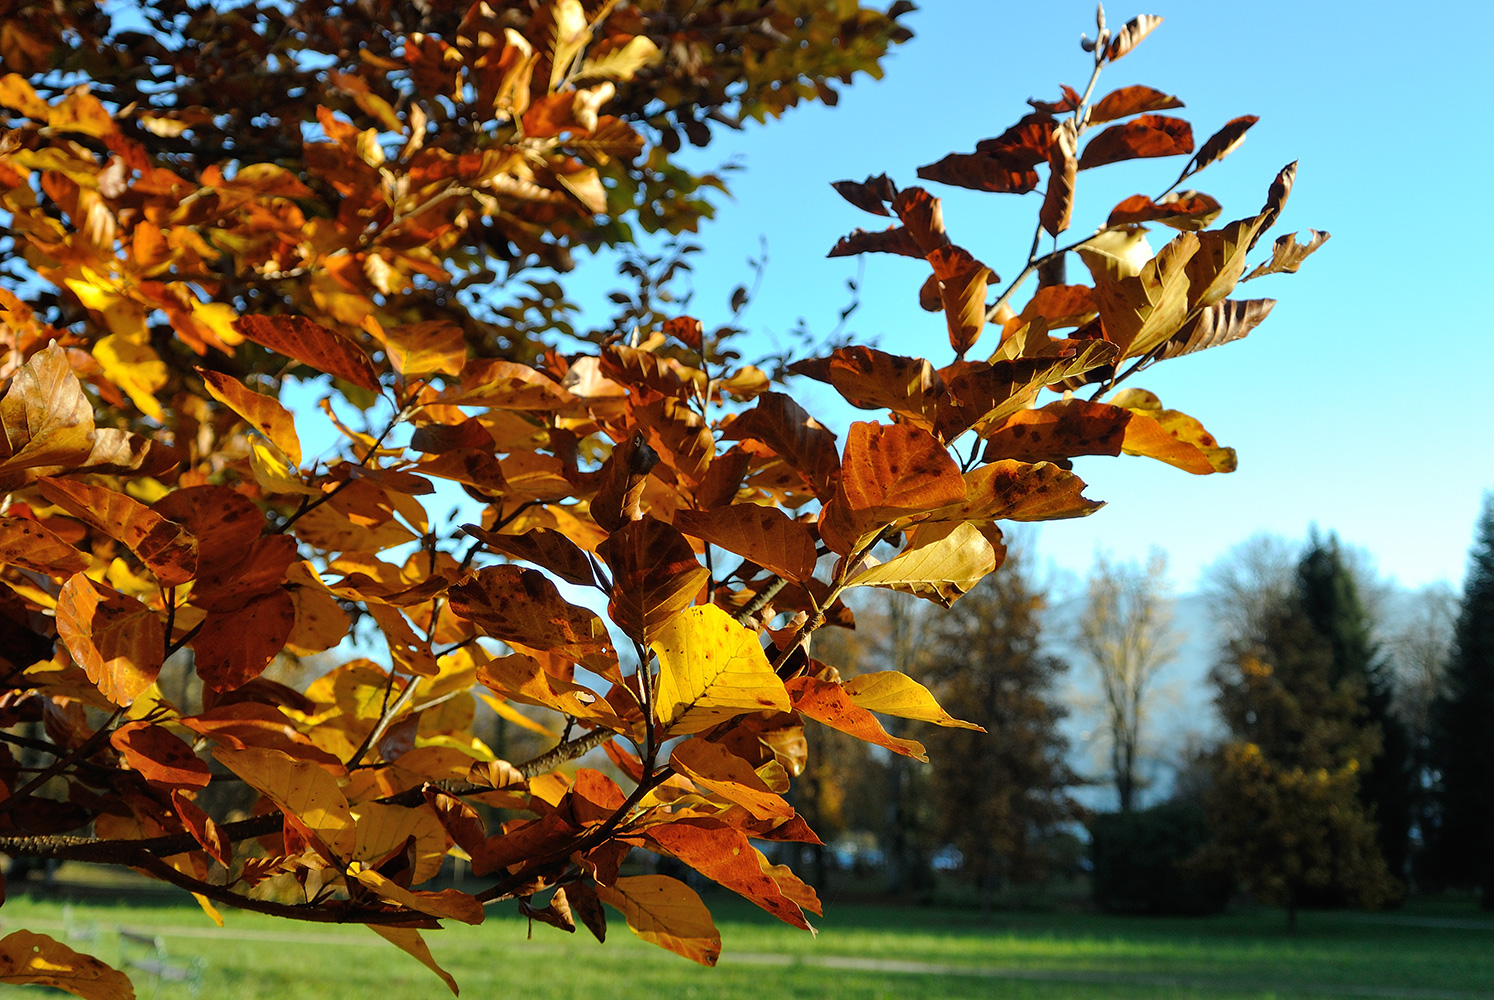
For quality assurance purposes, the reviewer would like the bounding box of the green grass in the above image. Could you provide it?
[4,888,1492,1000]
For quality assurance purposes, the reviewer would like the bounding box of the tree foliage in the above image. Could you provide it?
[1206,601,1396,928]
[917,543,1081,908]
[1427,495,1494,906]
[1296,532,1412,883]
[0,4,1323,994]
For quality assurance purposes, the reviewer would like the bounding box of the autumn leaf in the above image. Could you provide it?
[598,517,709,645]
[110,722,211,790]
[198,369,302,465]
[1184,115,1259,178]
[1087,230,1199,359]
[0,930,134,999]
[192,588,297,692]
[671,737,793,820]
[1103,14,1164,62]
[1041,119,1078,237]
[652,605,790,735]
[55,574,164,706]
[450,565,616,671]
[37,477,198,586]
[212,746,356,857]
[1244,230,1331,280]
[1090,85,1183,123]
[786,676,928,761]
[1107,191,1221,231]
[641,818,820,929]
[847,521,998,607]
[842,671,983,730]
[1113,388,1236,474]
[672,505,818,583]
[595,875,721,966]
[0,515,90,577]
[1157,298,1276,360]
[0,342,96,479]
[234,314,381,392]
[1079,115,1193,170]
[369,927,459,996]
[819,421,966,555]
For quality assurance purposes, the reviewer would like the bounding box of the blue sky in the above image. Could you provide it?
[555,0,1492,594]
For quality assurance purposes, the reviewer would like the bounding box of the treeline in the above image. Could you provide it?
[784,495,1494,922]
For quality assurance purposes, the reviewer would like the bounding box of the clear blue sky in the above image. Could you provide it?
[559,0,1492,594]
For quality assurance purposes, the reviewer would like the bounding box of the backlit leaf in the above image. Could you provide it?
[1088,231,1199,359]
[449,565,616,670]
[1157,298,1276,360]
[0,342,95,478]
[594,875,720,966]
[1244,230,1331,280]
[847,521,998,607]
[1185,115,1259,178]
[192,588,296,692]
[37,477,197,586]
[369,927,459,996]
[0,930,133,999]
[786,676,928,760]
[198,369,301,465]
[234,315,381,392]
[1112,388,1236,474]
[213,745,356,857]
[640,818,818,929]
[110,721,211,790]
[1079,115,1192,170]
[652,604,790,735]
[842,671,983,730]
[671,737,793,821]
[672,505,818,583]
[0,516,89,577]
[55,574,164,706]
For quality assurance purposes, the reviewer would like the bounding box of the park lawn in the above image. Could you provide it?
[3,890,1492,1000]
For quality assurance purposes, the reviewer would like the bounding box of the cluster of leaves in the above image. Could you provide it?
[0,5,1324,997]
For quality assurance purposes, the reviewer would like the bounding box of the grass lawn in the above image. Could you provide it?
[3,887,1492,1000]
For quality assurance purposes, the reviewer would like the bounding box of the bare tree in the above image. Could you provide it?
[1386,583,1459,743]
[1077,549,1183,812]
[1200,532,1298,643]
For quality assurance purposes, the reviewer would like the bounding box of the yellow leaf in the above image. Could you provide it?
[369,926,459,996]
[595,874,721,966]
[671,737,793,821]
[1112,388,1236,474]
[579,36,660,82]
[212,746,356,857]
[349,866,483,924]
[842,671,983,731]
[0,930,134,999]
[1089,231,1199,360]
[199,369,302,464]
[846,521,997,606]
[652,605,791,736]
[93,333,166,420]
[350,802,449,884]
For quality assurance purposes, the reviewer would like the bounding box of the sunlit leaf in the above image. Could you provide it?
[672,505,818,583]
[652,605,790,735]
[212,745,356,857]
[847,521,997,606]
[594,875,720,966]
[0,930,133,999]
[55,574,164,706]
[38,477,197,586]
[198,369,301,464]
[1244,230,1331,280]
[234,315,381,392]
[785,676,927,760]
[842,671,983,730]
[1079,115,1192,170]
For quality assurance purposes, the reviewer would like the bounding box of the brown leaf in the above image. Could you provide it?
[1090,85,1183,123]
[1244,230,1330,280]
[938,342,1120,441]
[566,880,608,942]
[38,477,197,586]
[819,422,966,556]
[0,930,133,999]
[926,460,1103,523]
[111,721,211,790]
[974,113,1055,168]
[1041,119,1078,238]
[890,187,950,255]
[598,517,707,645]
[673,505,818,583]
[830,174,897,216]
[1256,161,1298,242]
[1103,14,1164,62]
[928,245,996,357]
[790,346,941,427]
[461,524,598,588]
[1185,115,1259,178]
[1106,191,1221,231]
[234,315,381,392]
[721,393,839,501]
[55,574,164,706]
[449,565,615,670]
[1017,284,1098,329]
[915,152,1038,194]
[1079,115,1193,170]
[1089,231,1200,359]
[192,588,296,692]
[827,225,922,258]
[1158,298,1276,360]
[1028,84,1082,115]
[982,398,1130,464]
[631,391,713,486]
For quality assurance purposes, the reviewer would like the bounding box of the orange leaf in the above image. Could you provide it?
[594,875,720,966]
[110,721,211,790]
[213,745,356,857]
[1089,85,1183,123]
[198,369,302,465]
[461,525,597,588]
[641,818,818,929]
[819,422,965,555]
[233,314,381,392]
[1106,191,1221,231]
[0,930,133,999]
[55,574,164,706]
[721,392,839,501]
[787,675,927,760]
[172,790,231,866]
[928,460,1103,523]
[982,398,1130,465]
[37,477,197,586]
[671,737,793,821]
[0,516,89,577]
[672,505,817,583]
[0,343,96,481]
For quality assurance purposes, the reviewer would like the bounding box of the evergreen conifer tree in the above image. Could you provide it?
[1429,496,1494,907]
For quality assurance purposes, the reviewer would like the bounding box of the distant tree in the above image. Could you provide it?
[919,543,1082,913]
[1428,496,1494,907]
[1385,582,1458,874]
[1297,533,1413,885]
[1201,533,1298,644]
[1076,550,1181,812]
[1207,602,1396,930]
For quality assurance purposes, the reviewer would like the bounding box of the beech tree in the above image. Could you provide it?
[0,4,1325,995]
